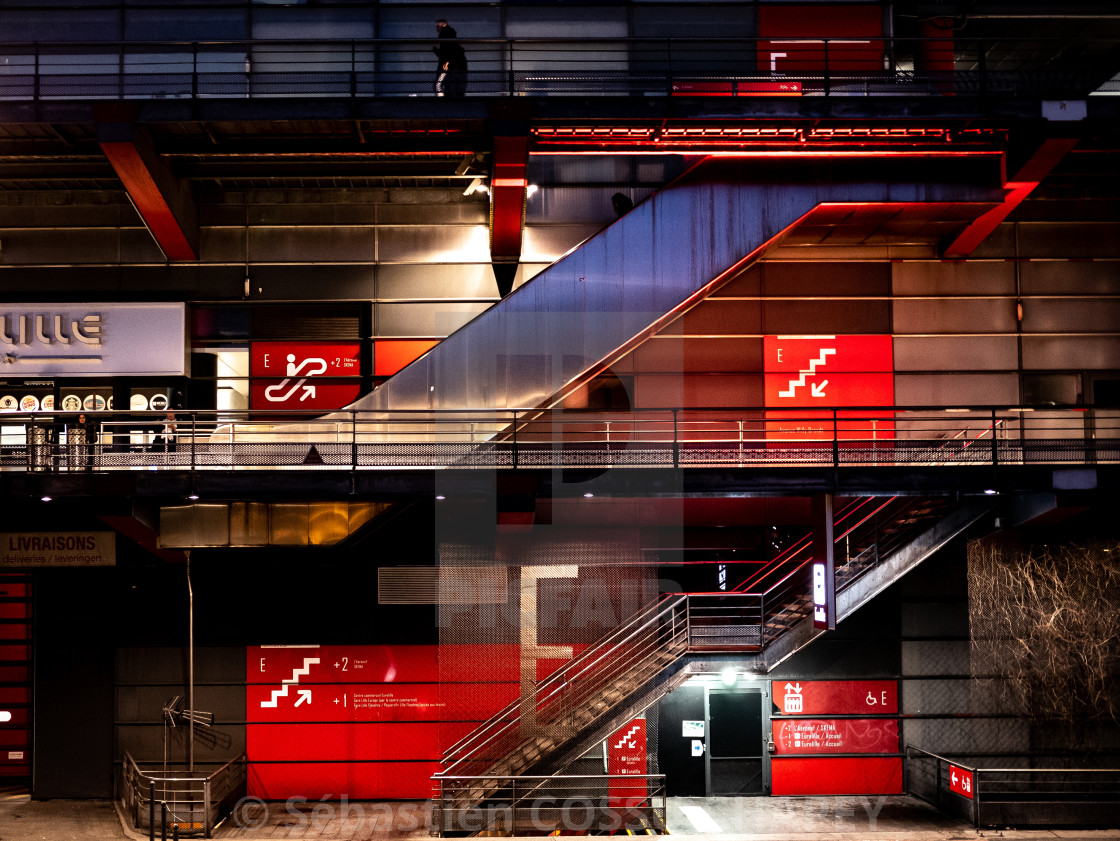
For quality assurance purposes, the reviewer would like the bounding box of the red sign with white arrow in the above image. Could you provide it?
[949,765,974,799]
[764,335,893,407]
[764,335,894,441]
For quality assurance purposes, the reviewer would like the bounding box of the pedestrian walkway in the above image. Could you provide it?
[1,789,1118,841]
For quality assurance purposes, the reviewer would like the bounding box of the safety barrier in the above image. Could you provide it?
[432,774,667,836]
[2,405,1117,473]
[0,36,1114,101]
[119,752,247,839]
[905,746,1120,828]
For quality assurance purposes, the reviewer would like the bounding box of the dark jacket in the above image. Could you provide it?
[435,26,467,71]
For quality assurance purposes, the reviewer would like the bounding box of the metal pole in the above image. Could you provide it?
[512,410,518,469]
[203,778,212,838]
[672,409,679,468]
[149,782,156,841]
[187,555,194,772]
[162,801,168,841]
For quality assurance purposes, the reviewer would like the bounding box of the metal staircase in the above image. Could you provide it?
[431,495,994,834]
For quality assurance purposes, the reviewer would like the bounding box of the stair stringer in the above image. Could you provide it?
[758,498,996,672]
[538,499,996,779]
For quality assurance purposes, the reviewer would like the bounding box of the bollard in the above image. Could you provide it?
[173,824,180,841]
[162,801,168,841]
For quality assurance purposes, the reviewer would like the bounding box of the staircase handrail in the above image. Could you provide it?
[437,592,687,772]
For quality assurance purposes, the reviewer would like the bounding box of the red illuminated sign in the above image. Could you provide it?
[250,342,361,411]
[764,334,894,442]
[608,718,647,809]
[772,718,899,755]
[771,757,903,796]
[764,335,893,407]
[772,680,898,716]
[949,765,974,799]
[246,644,582,801]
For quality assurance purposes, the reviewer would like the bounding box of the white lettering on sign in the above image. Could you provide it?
[1,313,102,347]
[8,751,24,760]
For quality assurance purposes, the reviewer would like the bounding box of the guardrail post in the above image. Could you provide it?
[192,43,199,98]
[832,410,840,467]
[823,39,830,96]
[507,40,515,96]
[512,410,518,469]
[161,801,168,841]
[991,409,998,468]
[149,782,156,841]
[672,409,679,468]
[350,40,358,98]
[204,778,212,838]
[973,769,980,828]
[190,413,196,471]
[351,410,358,473]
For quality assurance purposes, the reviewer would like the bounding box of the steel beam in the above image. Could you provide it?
[98,123,199,261]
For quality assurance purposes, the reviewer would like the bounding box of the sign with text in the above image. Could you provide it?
[250,342,361,411]
[608,718,647,809]
[1,532,115,567]
[0,303,185,377]
[771,680,898,716]
[812,562,828,628]
[764,334,894,442]
[247,644,579,801]
[949,765,974,799]
[773,718,899,755]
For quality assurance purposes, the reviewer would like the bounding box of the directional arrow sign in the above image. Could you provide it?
[300,385,316,401]
[295,689,312,707]
[949,765,974,799]
[811,380,828,397]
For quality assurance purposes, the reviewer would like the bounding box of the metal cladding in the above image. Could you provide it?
[350,155,1004,414]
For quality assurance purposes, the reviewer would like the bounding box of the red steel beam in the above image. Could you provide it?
[943,137,1078,258]
[98,124,199,261]
[490,134,529,297]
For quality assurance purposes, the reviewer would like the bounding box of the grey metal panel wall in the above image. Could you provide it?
[355,156,1002,411]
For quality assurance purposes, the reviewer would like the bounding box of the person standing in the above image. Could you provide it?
[433,19,467,97]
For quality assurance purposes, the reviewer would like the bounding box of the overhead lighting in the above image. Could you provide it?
[463,176,483,196]
[188,493,199,500]
[526,184,539,197]
[40,495,51,502]
[720,667,737,687]
[583,492,594,498]
[984,488,998,495]
[435,495,446,501]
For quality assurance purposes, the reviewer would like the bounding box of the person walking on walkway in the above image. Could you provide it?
[434,19,467,97]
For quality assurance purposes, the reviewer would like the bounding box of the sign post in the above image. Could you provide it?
[812,494,835,630]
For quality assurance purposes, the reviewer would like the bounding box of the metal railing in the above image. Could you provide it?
[0,36,1115,101]
[433,498,958,816]
[119,752,247,839]
[3,405,1117,473]
[906,746,1120,828]
[432,774,667,836]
